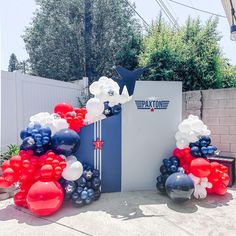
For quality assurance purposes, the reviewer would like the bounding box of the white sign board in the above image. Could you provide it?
[122,81,182,191]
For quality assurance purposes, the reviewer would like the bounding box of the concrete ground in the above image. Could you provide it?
[0,187,236,236]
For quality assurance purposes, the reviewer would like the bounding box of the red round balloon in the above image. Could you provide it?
[3,168,18,182]
[0,176,13,188]
[26,180,64,216]
[214,182,227,195]
[14,192,27,207]
[54,102,73,115]
[190,158,211,178]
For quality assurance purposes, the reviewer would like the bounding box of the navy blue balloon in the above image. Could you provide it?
[21,137,35,150]
[71,192,80,201]
[163,159,172,168]
[160,165,168,174]
[201,136,211,145]
[112,104,122,115]
[62,180,77,200]
[20,130,30,140]
[92,169,100,177]
[190,146,201,157]
[103,102,113,117]
[94,190,101,201]
[92,177,101,190]
[201,146,208,155]
[170,165,177,173]
[76,177,87,187]
[72,197,84,207]
[51,129,80,156]
[156,182,166,193]
[81,190,88,200]
[165,172,194,203]
[87,188,95,198]
[200,140,208,147]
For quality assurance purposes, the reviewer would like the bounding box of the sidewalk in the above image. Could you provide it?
[0,188,236,236]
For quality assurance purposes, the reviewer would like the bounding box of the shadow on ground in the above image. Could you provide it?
[0,190,234,227]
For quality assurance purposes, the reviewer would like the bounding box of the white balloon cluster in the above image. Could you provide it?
[62,155,83,181]
[175,115,211,149]
[188,173,212,199]
[29,112,69,135]
[85,76,132,124]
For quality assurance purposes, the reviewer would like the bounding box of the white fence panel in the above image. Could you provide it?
[0,71,87,151]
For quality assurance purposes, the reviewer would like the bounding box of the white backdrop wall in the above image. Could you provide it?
[0,71,86,151]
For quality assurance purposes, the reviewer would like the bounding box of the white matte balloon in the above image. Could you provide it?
[62,160,83,181]
[86,98,104,116]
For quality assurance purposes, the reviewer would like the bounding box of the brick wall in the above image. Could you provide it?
[183,88,236,158]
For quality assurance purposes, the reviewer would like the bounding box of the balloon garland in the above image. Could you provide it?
[0,73,136,216]
[156,115,230,203]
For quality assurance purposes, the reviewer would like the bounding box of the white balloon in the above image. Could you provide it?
[191,120,204,133]
[89,81,101,95]
[66,155,78,163]
[176,138,188,149]
[62,160,83,181]
[86,98,104,117]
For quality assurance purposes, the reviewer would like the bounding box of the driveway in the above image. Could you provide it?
[0,188,236,236]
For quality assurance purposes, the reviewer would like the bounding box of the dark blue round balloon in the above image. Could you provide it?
[92,177,101,190]
[62,180,77,200]
[81,190,88,200]
[112,104,122,115]
[165,172,194,203]
[190,146,201,157]
[103,102,113,117]
[201,146,208,155]
[156,182,166,193]
[51,129,80,156]
[200,140,208,147]
[201,136,211,145]
[163,159,172,168]
[76,177,87,187]
[20,129,30,140]
[71,192,80,201]
[160,165,168,175]
[21,137,35,150]
[92,169,100,177]
[72,197,84,207]
[93,190,101,201]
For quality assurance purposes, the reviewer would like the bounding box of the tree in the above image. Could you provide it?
[23,0,142,83]
[139,15,234,91]
[8,53,19,72]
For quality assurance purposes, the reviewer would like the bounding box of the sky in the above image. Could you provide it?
[0,0,235,71]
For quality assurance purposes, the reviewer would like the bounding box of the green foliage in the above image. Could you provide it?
[23,0,142,82]
[139,15,235,91]
[0,145,20,165]
[8,53,19,72]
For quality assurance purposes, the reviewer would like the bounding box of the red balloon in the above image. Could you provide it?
[221,173,230,186]
[0,176,13,188]
[10,155,22,168]
[214,182,227,195]
[40,164,53,179]
[3,168,18,182]
[54,102,73,115]
[14,192,27,207]
[190,158,211,178]
[27,180,64,216]
[1,160,10,171]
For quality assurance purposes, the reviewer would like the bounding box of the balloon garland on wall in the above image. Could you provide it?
[0,68,144,216]
[156,115,230,203]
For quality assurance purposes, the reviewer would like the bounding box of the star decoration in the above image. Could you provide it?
[86,170,93,179]
[112,66,146,96]
[150,107,155,112]
[104,109,111,115]
[108,90,115,96]
[93,139,104,149]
